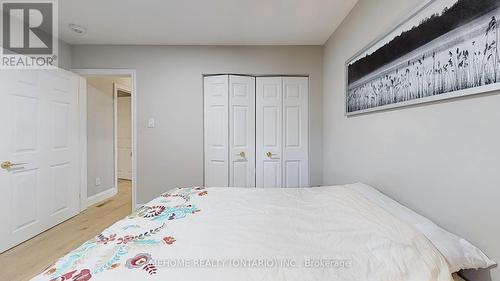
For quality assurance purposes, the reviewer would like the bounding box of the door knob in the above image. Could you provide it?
[239,151,246,158]
[266,152,280,159]
[1,161,27,169]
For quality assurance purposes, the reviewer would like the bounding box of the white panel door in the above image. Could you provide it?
[0,69,81,252]
[282,77,309,187]
[117,96,132,180]
[256,77,282,187]
[204,75,229,187]
[229,75,255,187]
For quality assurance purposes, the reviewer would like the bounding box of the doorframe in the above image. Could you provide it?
[113,82,132,184]
[72,68,138,211]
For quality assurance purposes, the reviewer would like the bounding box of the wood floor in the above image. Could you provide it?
[0,180,132,281]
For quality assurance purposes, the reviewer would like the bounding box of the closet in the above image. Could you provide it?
[204,75,308,188]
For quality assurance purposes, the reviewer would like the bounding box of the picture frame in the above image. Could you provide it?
[345,0,500,116]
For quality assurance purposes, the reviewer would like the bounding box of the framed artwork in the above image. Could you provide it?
[346,0,500,115]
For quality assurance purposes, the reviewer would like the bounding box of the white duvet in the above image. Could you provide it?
[33,186,453,281]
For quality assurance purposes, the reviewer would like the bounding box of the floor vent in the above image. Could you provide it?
[96,200,112,208]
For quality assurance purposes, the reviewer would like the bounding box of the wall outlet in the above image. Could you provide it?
[147,117,155,128]
[95,177,101,186]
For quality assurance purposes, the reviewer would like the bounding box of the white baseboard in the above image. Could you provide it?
[87,187,118,207]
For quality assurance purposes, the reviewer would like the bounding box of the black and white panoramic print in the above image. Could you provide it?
[346,0,500,114]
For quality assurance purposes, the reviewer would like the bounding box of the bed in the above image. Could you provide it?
[32,184,494,281]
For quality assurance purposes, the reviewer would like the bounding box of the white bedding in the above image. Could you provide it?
[33,186,453,281]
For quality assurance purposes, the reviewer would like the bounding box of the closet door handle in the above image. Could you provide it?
[1,161,27,169]
[235,151,246,158]
[266,152,279,159]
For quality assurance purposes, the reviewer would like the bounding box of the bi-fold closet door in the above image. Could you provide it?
[256,77,309,188]
[204,75,255,187]
[204,75,308,188]
[228,76,255,187]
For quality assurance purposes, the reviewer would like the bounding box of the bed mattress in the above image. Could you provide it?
[33,186,453,281]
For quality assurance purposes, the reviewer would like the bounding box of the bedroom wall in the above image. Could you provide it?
[72,45,323,204]
[322,1,500,280]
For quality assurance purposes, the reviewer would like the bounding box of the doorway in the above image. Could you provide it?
[73,69,137,211]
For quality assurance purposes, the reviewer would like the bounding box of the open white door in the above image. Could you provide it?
[229,75,255,187]
[117,96,132,180]
[256,77,282,187]
[115,84,132,181]
[0,69,81,252]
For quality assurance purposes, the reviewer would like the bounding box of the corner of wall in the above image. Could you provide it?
[58,39,73,70]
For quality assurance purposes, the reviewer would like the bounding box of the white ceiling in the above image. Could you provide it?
[59,0,358,45]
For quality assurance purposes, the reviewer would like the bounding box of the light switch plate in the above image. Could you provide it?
[95,177,101,186]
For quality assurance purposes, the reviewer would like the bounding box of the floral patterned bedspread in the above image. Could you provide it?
[32,186,453,281]
[33,186,206,281]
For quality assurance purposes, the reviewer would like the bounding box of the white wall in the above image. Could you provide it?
[86,76,131,197]
[322,1,500,280]
[72,45,323,204]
